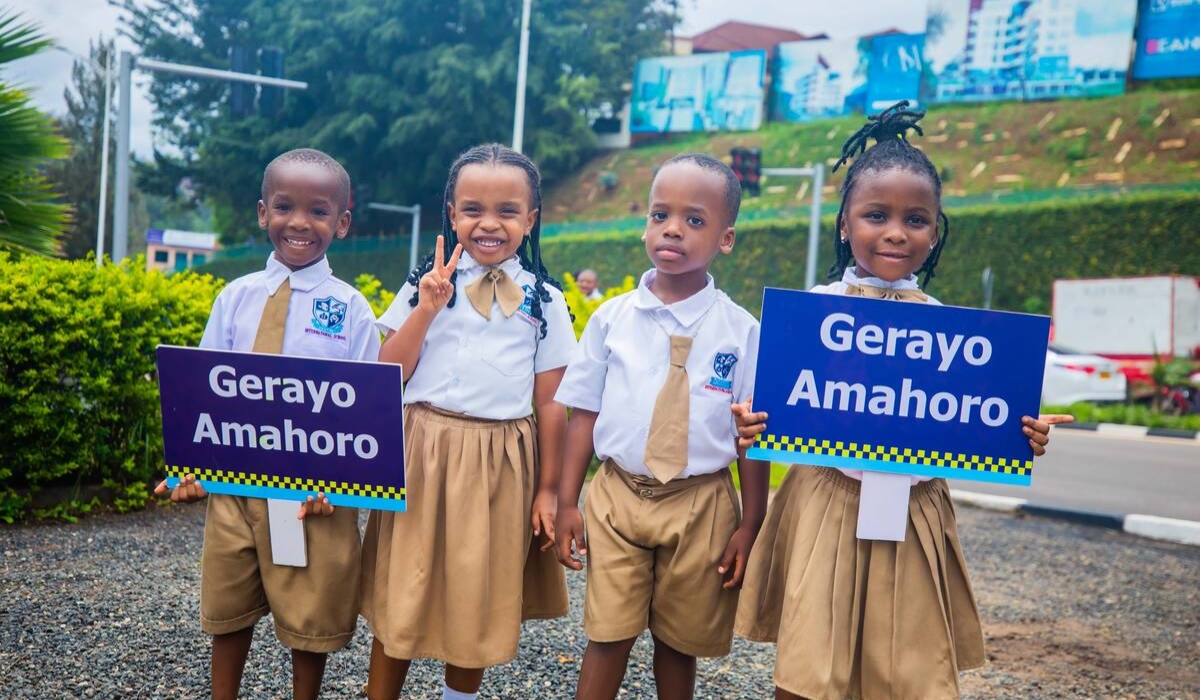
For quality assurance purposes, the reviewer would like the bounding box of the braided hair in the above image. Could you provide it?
[828,100,950,286]
[406,143,564,339]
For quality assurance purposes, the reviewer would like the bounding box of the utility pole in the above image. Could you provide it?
[110,52,307,262]
[512,0,532,153]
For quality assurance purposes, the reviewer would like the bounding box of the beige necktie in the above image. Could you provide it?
[844,283,928,303]
[643,335,692,483]
[253,278,292,353]
[464,267,526,320]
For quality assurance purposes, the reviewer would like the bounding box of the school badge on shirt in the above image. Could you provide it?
[704,352,738,394]
[516,284,539,326]
[307,295,348,340]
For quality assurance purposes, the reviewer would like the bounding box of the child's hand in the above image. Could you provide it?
[153,474,208,503]
[731,398,769,450]
[297,493,334,519]
[417,235,463,313]
[531,488,557,552]
[554,505,587,570]
[718,524,757,590]
[1023,414,1075,456]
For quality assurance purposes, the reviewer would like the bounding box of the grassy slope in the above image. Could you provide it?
[542,89,1200,224]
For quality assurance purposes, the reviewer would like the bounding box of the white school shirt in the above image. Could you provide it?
[555,269,760,480]
[200,254,381,363]
[811,267,940,483]
[375,252,575,420]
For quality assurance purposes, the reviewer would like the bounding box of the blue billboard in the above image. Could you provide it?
[630,50,766,133]
[1133,0,1200,79]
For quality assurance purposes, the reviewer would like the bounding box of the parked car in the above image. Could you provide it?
[1042,343,1127,405]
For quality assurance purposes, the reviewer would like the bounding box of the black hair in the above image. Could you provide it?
[406,143,565,339]
[655,153,742,226]
[262,148,352,213]
[828,100,950,286]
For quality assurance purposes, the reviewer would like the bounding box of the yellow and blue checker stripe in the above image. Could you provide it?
[164,465,407,511]
[749,434,1032,486]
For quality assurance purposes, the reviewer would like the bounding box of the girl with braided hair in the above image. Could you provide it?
[730,102,1071,700]
[362,143,574,700]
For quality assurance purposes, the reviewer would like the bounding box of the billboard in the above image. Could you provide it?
[1133,0,1200,79]
[924,0,1138,103]
[630,50,766,133]
[773,32,925,123]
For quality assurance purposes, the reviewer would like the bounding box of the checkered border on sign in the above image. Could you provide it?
[754,434,1031,476]
[165,466,405,500]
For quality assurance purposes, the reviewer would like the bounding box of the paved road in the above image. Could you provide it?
[959,429,1200,521]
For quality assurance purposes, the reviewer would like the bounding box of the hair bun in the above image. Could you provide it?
[834,100,927,173]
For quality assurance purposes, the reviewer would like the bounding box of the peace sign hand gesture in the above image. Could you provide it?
[417,235,463,314]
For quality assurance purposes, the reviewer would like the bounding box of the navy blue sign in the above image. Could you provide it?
[1133,0,1200,80]
[746,289,1049,486]
[158,346,406,510]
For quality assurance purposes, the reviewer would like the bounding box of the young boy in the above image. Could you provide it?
[554,153,769,700]
[156,148,380,700]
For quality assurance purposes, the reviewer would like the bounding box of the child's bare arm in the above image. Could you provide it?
[1023,414,1075,456]
[731,397,768,450]
[532,367,568,551]
[556,408,598,570]
[720,454,769,589]
[378,235,462,380]
[153,474,208,503]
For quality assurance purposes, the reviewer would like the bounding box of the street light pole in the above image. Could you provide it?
[512,0,532,153]
[95,50,113,266]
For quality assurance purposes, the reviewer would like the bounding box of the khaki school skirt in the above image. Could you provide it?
[735,466,985,700]
[360,403,568,668]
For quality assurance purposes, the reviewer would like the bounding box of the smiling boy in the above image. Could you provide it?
[157,148,380,700]
[553,154,769,700]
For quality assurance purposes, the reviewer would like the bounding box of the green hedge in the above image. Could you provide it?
[540,192,1200,314]
[0,254,222,520]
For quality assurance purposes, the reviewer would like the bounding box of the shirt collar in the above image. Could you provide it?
[634,268,718,328]
[842,266,921,291]
[456,251,524,280]
[263,254,333,294]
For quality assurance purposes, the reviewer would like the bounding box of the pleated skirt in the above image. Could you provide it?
[360,403,568,668]
[735,466,985,700]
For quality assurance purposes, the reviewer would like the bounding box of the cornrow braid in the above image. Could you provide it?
[406,143,567,339]
[827,100,951,286]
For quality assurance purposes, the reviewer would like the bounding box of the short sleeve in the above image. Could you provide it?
[376,282,417,334]
[734,320,760,405]
[553,307,610,412]
[199,289,232,350]
[533,289,577,373]
[347,293,383,362]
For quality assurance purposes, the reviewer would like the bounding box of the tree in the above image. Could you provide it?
[116,0,675,243]
[0,11,71,255]
[45,39,115,259]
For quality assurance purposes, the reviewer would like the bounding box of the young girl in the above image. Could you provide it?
[731,102,1071,700]
[361,144,574,700]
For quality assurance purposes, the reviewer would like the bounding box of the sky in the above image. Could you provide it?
[7,0,927,158]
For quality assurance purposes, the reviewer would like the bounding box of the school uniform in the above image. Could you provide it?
[197,254,380,653]
[555,269,760,657]
[734,267,985,700]
[360,252,574,668]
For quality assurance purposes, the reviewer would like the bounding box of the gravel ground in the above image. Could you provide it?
[2,501,1198,700]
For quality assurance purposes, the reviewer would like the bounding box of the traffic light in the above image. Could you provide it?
[230,45,255,118]
[730,147,762,197]
[260,47,285,118]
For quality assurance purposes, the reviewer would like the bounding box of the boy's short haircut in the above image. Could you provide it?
[655,153,742,227]
[261,148,352,213]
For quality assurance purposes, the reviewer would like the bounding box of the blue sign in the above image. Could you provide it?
[1133,0,1200,80]
[630,50,766,133]
[865,33,924,114]
[746,289,1050,486]
[157,346,407,511]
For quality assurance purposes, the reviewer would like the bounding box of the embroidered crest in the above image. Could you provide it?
[704,351,738,393]
[311,296,347,334]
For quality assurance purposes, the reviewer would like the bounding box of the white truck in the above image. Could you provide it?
[1052,276,1200,388]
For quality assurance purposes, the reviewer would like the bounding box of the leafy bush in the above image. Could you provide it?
[1042,402,1200,431]
[0,254,222,518]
